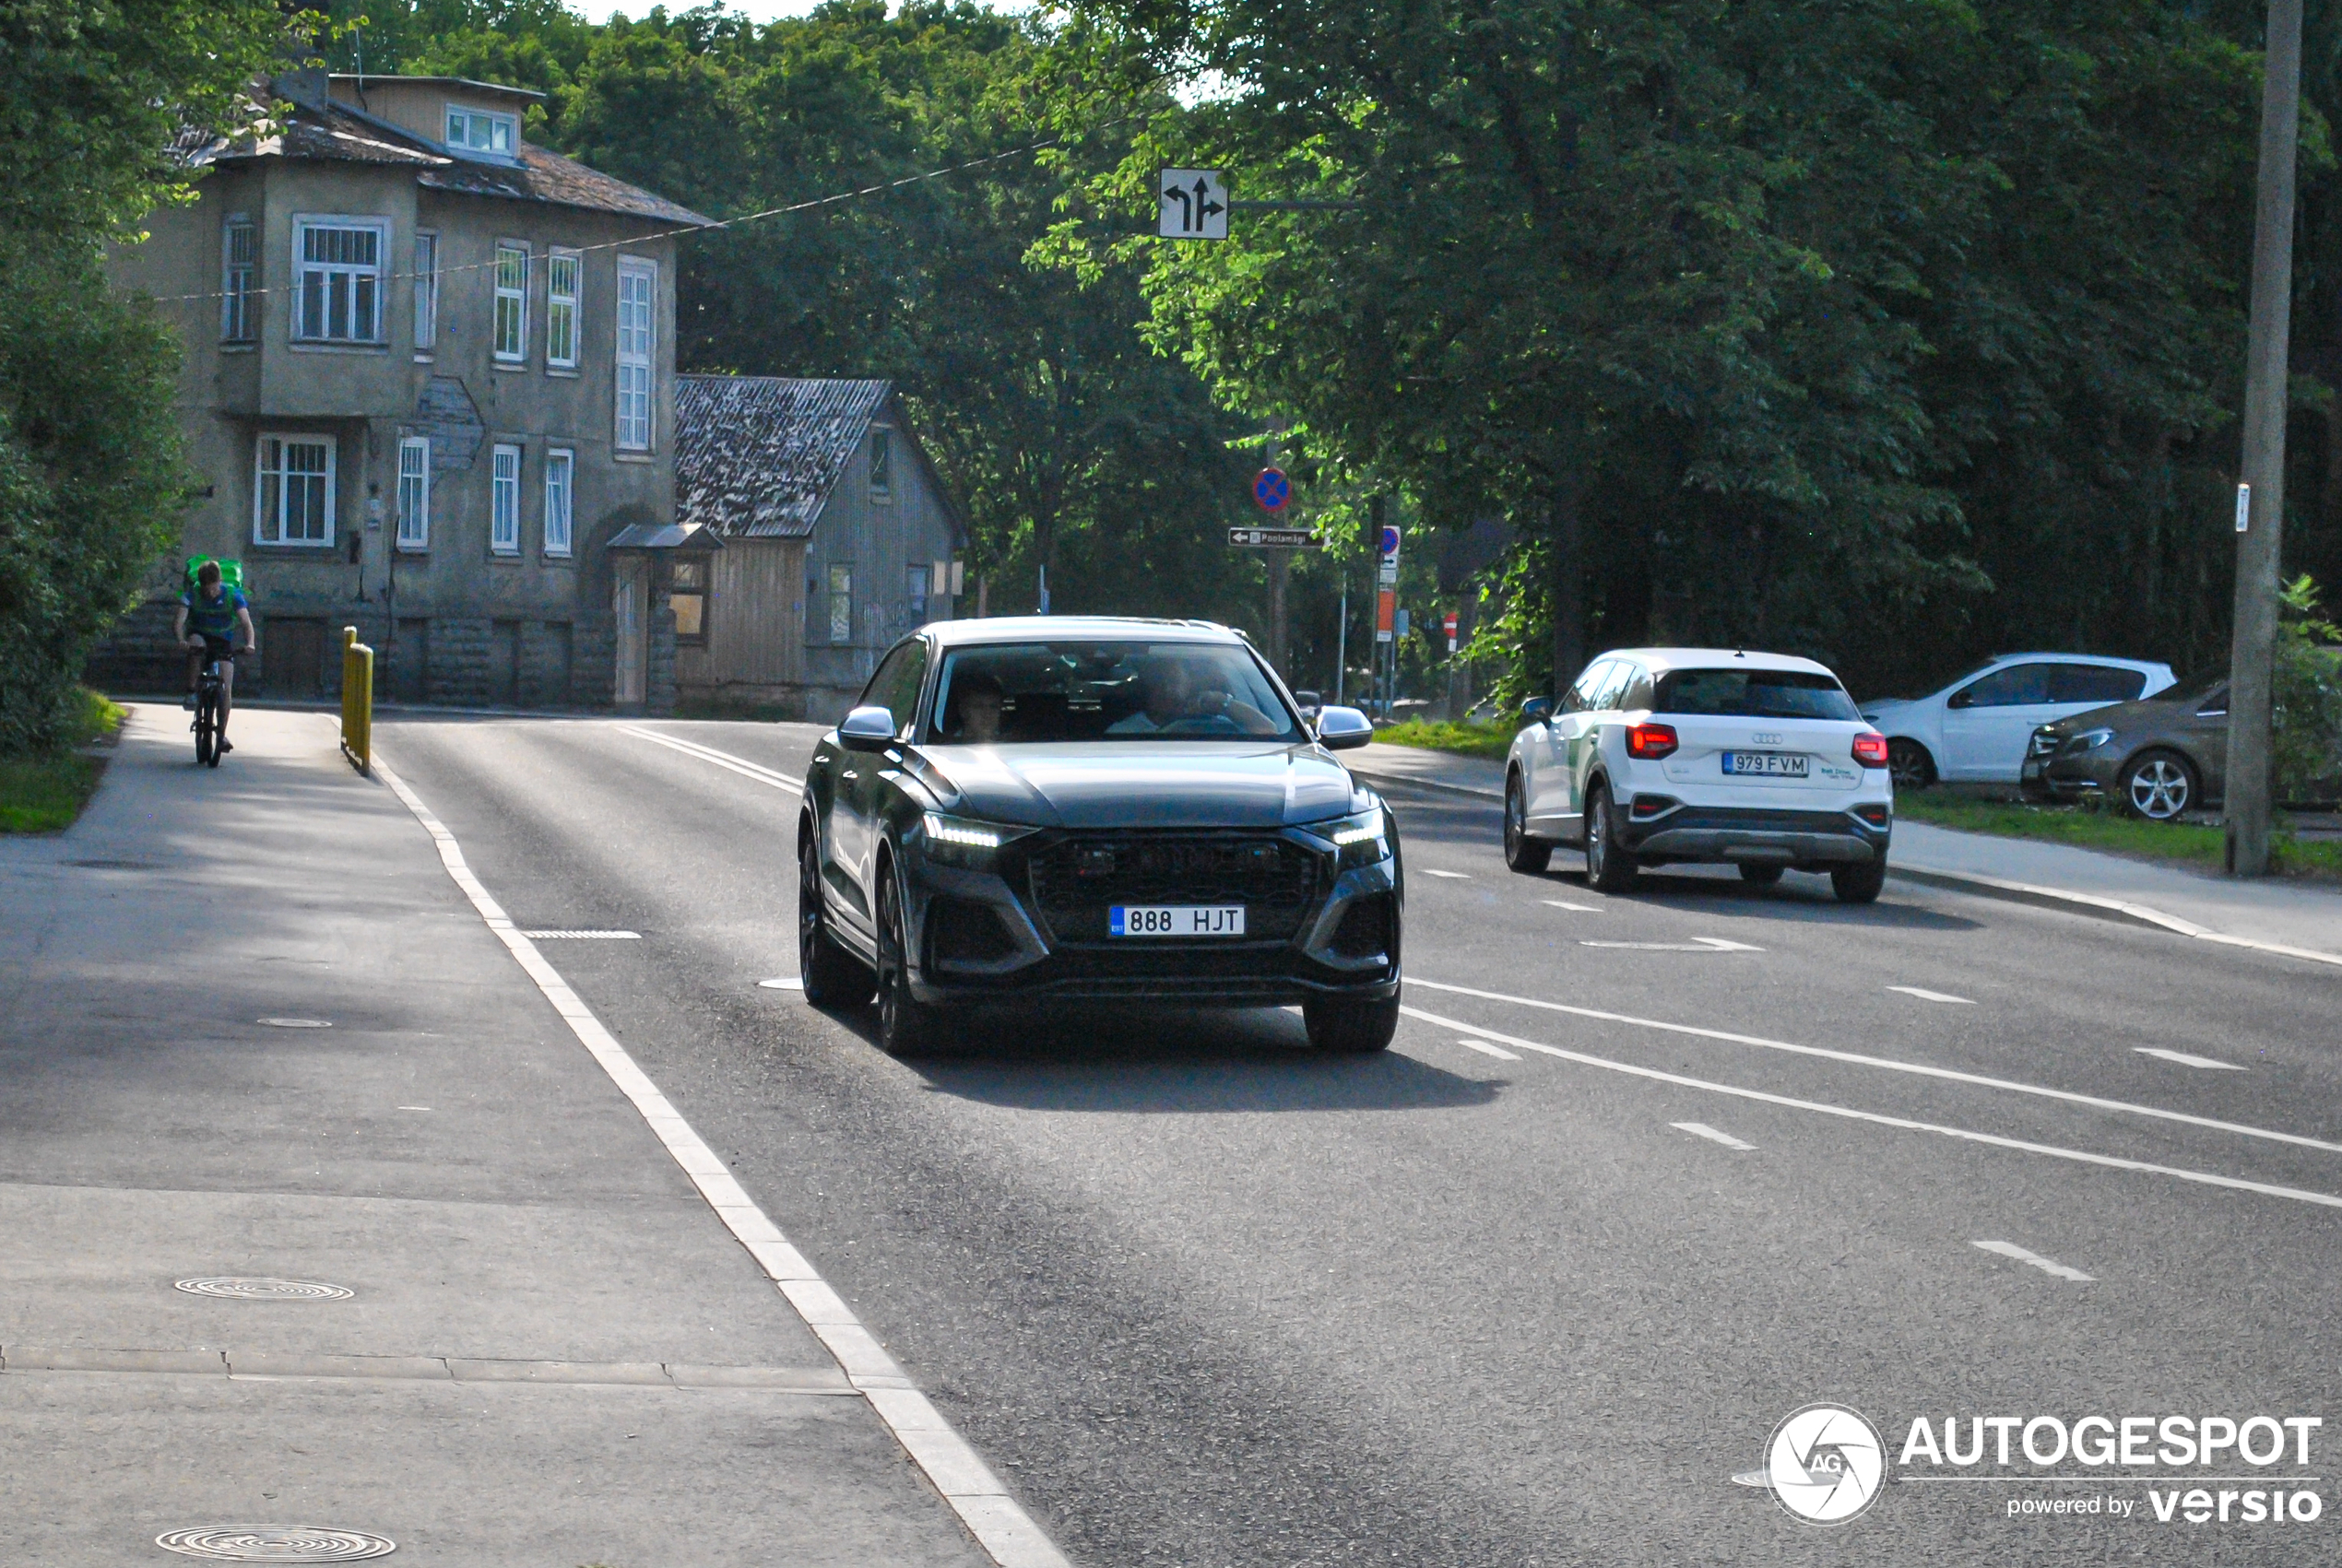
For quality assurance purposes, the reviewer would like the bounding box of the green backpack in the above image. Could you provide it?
[183,556,245,595]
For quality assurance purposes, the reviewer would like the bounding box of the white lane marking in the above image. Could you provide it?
[1542,900,1602,913]
[1407,976,2342,1157]
[1973,1240,2094,1281]
[522,929,642,939]
[1887,985,1974,1005]
[1672,1122,1756,1151]
[373,758,1064,1568]
[396,1106,432,1112]
[618,725,805,793]
[257,1018,332,1028]
[1402,1003,2342,1211]
[1419,868,1473,878]
[1581,937,1763,952]
[759,977,804,990]
[2135,1047,2247,1071]
[1449,1036,1520,1061]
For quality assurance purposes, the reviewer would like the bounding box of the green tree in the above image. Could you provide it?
[2,0,289,748]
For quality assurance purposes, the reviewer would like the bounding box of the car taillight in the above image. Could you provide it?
[1851,731,1889,768]
[1626,723,1677,760]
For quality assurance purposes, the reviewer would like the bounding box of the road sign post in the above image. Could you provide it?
[1158,169,1230,240]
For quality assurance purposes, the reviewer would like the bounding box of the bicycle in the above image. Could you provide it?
[191,639,235,767]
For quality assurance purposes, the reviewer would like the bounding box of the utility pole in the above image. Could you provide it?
[2228,0,2304,878]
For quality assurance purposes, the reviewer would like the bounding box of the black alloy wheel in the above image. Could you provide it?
[1304,991,1401,1053]
[1831,860,1887,903]
[1504,772,1552,873]
[875,863,942,1055]
[1583,783,1639,893]
[1738,863,1785,887]
[1886,738,1935,791]
[2121,749,2199,822]
[798,828,873,1008]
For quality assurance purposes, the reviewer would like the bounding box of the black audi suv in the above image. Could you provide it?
[797,618,1403,1055]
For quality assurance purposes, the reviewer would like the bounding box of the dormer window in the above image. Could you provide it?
[444,105,517,155]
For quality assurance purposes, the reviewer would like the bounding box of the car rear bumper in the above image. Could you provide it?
[1617,802,1889,867]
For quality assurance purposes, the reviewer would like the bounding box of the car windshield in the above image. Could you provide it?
[1654,667,1862,721]
[929,641,1303,744]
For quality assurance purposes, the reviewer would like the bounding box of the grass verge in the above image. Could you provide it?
[1895,794,2342,882]
[1374,718,1513,761]
[0,690,125,833]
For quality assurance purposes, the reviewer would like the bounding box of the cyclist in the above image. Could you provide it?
[175,561,255,754]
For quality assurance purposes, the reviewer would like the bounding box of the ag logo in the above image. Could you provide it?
[1766,1403,1886,1525]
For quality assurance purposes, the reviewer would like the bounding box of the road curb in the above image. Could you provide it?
[1348,766,1502,803]
[1888,864,2342,970]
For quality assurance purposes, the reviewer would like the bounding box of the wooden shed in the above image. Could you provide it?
[672,376,965,719]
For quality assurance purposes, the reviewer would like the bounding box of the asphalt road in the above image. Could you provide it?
[376,713,2342,1566]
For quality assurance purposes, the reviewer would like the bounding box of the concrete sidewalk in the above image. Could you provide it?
[1346,740,2342,966]
[0,705,994,1566]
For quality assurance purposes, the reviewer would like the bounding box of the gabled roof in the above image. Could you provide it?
[675,376,898,539]
[189,95,715,229]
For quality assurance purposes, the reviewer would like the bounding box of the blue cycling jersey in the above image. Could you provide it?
[183,586,247,641]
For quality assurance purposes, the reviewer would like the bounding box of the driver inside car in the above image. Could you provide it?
[1106,654,1281,737]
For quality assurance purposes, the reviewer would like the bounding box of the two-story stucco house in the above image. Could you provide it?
[96,68,715,709]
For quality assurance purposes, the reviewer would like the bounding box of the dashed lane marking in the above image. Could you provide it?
[1887,985,1974,1005]
[1449,1037,1520,1062]
[1973,1240,2094,1281]
[2135,1047,2247,1071]
[373,757,1065,1568]
[1542,900,1603,913]
[1407,976,2342,1156]
[1401,1002,2342,1212]
[1672,1122,1756,1151]
[522,929,641,939]
[1419,868,1473,878]
[1581,937,1763,952]
[759,977,805,990]
[618,726,805,793]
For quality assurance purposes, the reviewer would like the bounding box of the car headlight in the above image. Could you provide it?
[1312,808,1392,869]
[918,812,1035,868]
[2064,727,2116,754]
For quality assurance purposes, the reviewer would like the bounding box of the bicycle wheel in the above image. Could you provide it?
[195,691,219,767]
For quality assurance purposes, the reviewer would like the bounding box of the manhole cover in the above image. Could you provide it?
[156,1527,394,1561]
[256,1019,332,1029]
[175,1278,354,1303]
[1730,1469,1775,1489]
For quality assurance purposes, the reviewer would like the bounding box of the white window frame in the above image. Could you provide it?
[490,443,522,556]
[253,433,337,547]
[221,216,255,342]
[412,230,438,351]
[615,255,656,452]
[543,448,574,558]
[444,105,517,155]
[396,436,430,550]
[492,241,529,363]
[546,248,581,370]
[291,215,388,344]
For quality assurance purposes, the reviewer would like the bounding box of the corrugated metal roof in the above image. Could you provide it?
[675,376,894,539]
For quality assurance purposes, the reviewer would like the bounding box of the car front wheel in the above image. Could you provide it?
[875,863,945,1055]
[2121,749,2198,821]
[799,828,874,1008]
[1305,991,1399,1053]
[1504,771,1552,873]
[1583,782,1639,893]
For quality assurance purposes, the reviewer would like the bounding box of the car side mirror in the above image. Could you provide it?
[840,705,894,751]
[1946,687,1976,711]
[1520,695,1554,725]
[1293,689,1322,716]
[1315,705,1373,750]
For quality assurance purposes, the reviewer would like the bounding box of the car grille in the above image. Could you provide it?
[1027,832,1321,943]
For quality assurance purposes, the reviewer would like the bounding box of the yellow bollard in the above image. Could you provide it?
[339,625,374,775]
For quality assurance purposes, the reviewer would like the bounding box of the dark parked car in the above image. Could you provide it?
[798,618,1402,1055]
[2024,678,2231,819]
